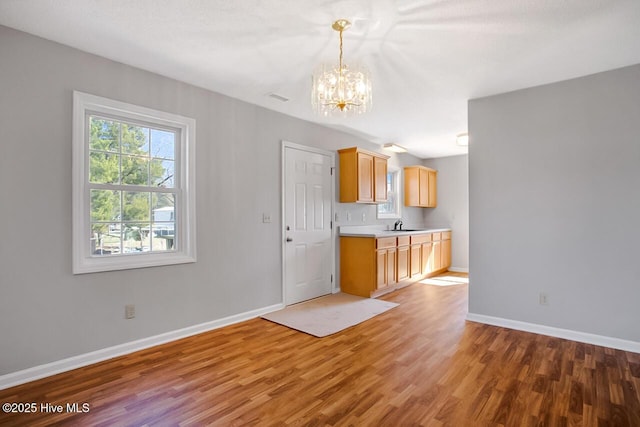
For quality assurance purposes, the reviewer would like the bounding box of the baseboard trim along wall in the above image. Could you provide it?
[466,313,640,354]
[0,303,284,391]
[448,267,469,273]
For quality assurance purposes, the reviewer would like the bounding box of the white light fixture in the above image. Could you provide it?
[312,19,372,117]
[383,143,407,153]
[456,133,469,146]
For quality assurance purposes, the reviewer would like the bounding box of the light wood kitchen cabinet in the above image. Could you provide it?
[410,233,430,278]
[376,237,397,290]
[404,165,437,207]
[441,231,452,269]
[340,230,451,298]
[431,232,442,271]
[410,242,421,278]
[338,147,389,203]
[396,236,410,282]
[430,231,452,272]
[421,240,434,275]
[374,155,388,202]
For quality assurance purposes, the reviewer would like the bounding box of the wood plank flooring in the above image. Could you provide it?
[1,272,639,426]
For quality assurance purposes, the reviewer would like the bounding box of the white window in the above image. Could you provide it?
[72,91,196,274]
[377,167,401,219]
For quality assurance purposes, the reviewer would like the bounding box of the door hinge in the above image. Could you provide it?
[330,220,333,230]
[330,167,334,176]
[331,274,333,283]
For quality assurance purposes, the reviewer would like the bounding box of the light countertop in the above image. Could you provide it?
[339,225,451,238]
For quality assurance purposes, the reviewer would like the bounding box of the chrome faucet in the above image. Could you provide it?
[393,219,403,231]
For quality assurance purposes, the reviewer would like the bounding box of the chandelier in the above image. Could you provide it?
[312,19,372,116]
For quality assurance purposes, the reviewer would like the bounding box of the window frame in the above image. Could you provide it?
[72,91,196,274]
[377,166,402,219]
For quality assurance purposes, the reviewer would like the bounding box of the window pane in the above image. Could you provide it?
[121,124,149,155]
[123,191,150,221]
[152,193,175,251]
[150,129,175,160]
[89,152,120,184]
[151,159,175,188]
[377,170,401,218]
[123,223,147,253]
[121,155,149,185]
[152,233,175,252]
[90,190,120,222]
[89,117,119,152]
[91,223,121,255]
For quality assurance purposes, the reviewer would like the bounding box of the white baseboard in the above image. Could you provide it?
[0,303,284,391]
[466,313,640,353]
[448,267,469,273]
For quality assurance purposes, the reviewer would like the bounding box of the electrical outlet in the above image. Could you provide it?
[125,304,135,319]
[262,213,271,223]
[362,213,366,222]
[346,212,351,221]
[539,293,549,305]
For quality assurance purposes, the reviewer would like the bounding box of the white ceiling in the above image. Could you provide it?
[1,0,639,158]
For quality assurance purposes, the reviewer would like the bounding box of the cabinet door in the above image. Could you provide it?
[427,170,437,207]
[419,167,429,207]
[357,152,374,203]
[374,155,387,202]
[377,248,397,289]
[421,241,433,274]
[432,240,442,271]
[397,245,410,282]
[387,248,397,286]
[376,249,387,289]
[404,167,419,206]
[442,237,451,269]
[410,244,421,278]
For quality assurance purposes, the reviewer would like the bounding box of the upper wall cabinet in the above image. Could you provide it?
[338,147,389,203]
[404,165,437,207]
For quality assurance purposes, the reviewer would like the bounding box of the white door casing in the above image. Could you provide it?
[282,141,334,305]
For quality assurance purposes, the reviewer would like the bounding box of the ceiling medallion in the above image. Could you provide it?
[311,19,372,117]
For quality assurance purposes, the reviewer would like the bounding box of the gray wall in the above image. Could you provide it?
[424,155,469,271]
[468,64,640,342]
[0,26,427,375]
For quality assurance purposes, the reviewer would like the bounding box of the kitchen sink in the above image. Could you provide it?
[389,229,422,232]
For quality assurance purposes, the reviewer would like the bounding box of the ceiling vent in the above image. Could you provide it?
[268,93,290,102]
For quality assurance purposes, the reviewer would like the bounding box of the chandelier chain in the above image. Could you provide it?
[339,27,344,78]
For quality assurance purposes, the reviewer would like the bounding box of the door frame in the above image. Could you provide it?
[281,140,337,305]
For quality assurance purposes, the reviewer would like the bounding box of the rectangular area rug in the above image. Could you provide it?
[261,293,399,337]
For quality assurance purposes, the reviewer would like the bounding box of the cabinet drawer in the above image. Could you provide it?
[410,233,431,244]
[431,232,442,241]
[397,236,410,246]
[376,237,397,249]
[442,231,451,240]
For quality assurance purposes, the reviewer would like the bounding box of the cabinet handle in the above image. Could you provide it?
[286,237,293,242]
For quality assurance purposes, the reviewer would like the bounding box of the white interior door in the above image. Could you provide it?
[283,143,333,305]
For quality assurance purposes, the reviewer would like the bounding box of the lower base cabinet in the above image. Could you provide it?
[396,236,410,282]
[340,231,452,298]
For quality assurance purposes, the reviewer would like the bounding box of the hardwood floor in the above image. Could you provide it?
[1,272,639,426]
